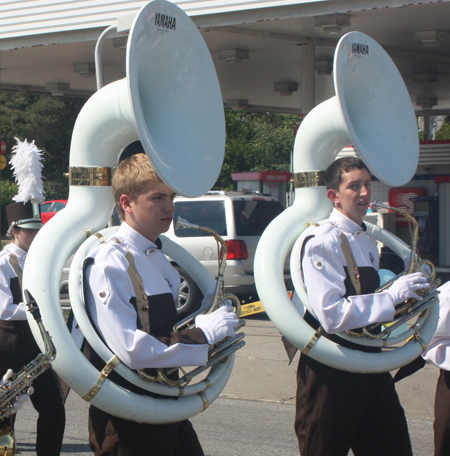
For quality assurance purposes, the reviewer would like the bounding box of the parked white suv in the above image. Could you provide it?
[164,191,292,317]
[60,191,291,317]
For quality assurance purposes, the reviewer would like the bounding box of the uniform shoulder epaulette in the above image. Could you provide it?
[89,236,128,263]
[107,237,128,256]
[310,223,343,248]
[312,222,336,237]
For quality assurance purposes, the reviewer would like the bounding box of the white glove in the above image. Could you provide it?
[0,369,32,416]
[387,272,430,305]
[195,305,238,345]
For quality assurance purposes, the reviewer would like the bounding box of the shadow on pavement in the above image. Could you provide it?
[243,311,269,321]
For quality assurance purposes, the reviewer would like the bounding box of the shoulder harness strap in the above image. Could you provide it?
[125,250,151,334]
[9,252,23,291]
[338,232,361,295]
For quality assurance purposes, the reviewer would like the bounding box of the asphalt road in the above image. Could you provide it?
[12,312,438,455]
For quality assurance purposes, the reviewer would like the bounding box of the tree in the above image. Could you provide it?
[214,110,259,189]
[0,92,86,198]
[0,180,18,206]
[214,110,302,189]
[418,116,450,141]
[250,113,301,171]
[435,118,450,140]
[0,94,303,195]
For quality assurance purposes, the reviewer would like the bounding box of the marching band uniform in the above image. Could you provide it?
[294,208,412,456]
[421,280,450,456]
[84,222,213,456]
[0,207,65,456]
[0,139,65,455]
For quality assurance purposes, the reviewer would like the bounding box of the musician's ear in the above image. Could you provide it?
[120,195,133,216]
[327,188,339,205]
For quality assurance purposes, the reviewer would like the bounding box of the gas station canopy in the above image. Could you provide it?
[1,0,450,118]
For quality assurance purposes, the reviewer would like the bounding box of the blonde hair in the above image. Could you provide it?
[113,153,163,221]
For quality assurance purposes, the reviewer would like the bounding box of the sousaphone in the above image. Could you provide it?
[22,0,235,423]
[254,32,439,373]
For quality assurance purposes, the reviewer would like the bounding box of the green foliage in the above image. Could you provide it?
[418,116,450,141]
[43,181,69,201]
[0,162,67,207]
[250,113,301,171]
[435,118,450,140]
[5,91,450,201]
[214,110,302,189]
[0,92,85,198]
[0,180,18,206]
[0,93,301,195]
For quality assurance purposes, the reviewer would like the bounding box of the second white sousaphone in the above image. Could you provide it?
[254,32,439,374]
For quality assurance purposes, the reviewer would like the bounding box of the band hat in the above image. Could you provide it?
[5,201,43,233]
[6,138,45,234]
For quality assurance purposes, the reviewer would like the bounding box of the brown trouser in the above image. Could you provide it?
[434,369,450,456]
[89,405,204,456]
[295,354,413,456]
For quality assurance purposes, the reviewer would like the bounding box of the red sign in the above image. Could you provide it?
[0,140,7,155]
[388,187,426,227]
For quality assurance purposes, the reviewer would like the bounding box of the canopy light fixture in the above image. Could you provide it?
[316,60,333,76]
[412,73,438,85]
[417,97,438,110]
[224,99,249,110]
[218,49,249,64]
[415,30,448,48]
[113,36,128,50]
[74,63,96,78]
[314,14,351,35]
[45,82,70,96]
[274,82,298,96]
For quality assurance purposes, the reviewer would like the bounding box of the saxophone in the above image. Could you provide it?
[0,290,56,456]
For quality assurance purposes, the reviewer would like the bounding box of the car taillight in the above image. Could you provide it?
[224,240,248,260]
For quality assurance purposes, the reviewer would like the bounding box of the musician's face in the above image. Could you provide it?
[327,167,372,226]
[13,227,39,252]
[120,181,176,242]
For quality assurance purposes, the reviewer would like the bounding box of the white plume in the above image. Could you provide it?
[9,137,45,204]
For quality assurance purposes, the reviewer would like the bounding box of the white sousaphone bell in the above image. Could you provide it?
[254,32,439,374]
[23,0,233,423]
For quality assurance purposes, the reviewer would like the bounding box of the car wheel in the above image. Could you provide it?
[174,266,203,319]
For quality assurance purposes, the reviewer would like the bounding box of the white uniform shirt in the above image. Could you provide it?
[85,222,209,370]
[0,242,27,321]
[300,209,397,334]
[422,280,450,370]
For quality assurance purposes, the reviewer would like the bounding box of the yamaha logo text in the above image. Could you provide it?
[155,12,176,30]
[351,43,369,56]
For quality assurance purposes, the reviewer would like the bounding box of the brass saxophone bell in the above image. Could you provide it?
[0,425,16,456]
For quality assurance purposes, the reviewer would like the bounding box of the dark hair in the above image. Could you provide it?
[324,157,370,191]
